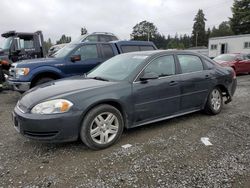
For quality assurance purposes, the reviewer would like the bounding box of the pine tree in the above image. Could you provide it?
[210,22,234,37]
[56,35,71,44]
[191,9,207,47]
[230,0,250,34]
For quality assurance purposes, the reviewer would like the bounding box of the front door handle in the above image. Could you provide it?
[169,81,178,86]
[205,75,211,79]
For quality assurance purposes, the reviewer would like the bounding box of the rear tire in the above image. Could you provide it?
[204,87,223,115]
[33,77,55,87]
[80,104,124,150]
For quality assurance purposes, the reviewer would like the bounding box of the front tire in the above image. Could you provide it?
[204,87,223,115]
[80,104,124,150]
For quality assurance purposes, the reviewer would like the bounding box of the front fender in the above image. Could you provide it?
[30,66,64,80]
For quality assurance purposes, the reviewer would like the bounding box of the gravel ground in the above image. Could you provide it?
[0,75,250,188]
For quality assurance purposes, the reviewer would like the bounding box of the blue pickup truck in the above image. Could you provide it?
[8,40,157,92]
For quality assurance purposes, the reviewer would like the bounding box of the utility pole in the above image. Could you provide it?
[147,25,150,41]
[195,32,198,47]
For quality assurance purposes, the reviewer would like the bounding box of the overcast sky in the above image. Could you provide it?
[0,0,234,45]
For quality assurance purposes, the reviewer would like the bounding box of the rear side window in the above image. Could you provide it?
[102,44,114,59]
[73,44,98,60]
[99,35,111,42]
[177,55,204,73]
[203,58,215,69]
[140,46,154,51]
[144,55,175,77]
[111,36,118,41]
[84,35,98,42]
[121,45,140,53]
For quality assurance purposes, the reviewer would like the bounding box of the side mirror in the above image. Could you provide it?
[140,72,159,81]
[13,38,21,52]
[71,55,81,62]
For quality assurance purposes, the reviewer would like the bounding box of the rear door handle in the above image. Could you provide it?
[169,81,178,86]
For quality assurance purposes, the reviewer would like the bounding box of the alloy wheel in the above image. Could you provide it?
[211,89,222,111]
[90,112,119,145]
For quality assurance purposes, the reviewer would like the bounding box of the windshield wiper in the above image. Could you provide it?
[89,76,109,82]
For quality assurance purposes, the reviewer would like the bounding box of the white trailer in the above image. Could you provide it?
[208,34,250,58]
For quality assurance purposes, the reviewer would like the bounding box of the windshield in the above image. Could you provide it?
[70,34,88,44]
[52,44,76,58]
[214,54,237,62]
[1,37,13,50]
[87,53,148,81]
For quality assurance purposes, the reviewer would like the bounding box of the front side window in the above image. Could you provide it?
[144,55,175,77]
[121,45,140,53]
[53,44,77,58]
[73,45,98,60]
[1,37,13,50]
[87,53,148,81]
[178,55,204,73]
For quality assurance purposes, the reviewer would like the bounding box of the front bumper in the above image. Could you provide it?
[7,79,31,92]
[13,106,82,142]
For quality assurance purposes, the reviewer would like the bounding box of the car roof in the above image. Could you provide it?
[122,50,204,56]
[72,40,157,47]
[109,40,155,46]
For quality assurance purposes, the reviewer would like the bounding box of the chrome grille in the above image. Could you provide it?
[9,65,16,79]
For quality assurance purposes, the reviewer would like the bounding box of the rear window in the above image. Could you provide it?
[214,54,237,62]
[140,46,155,51]
[121,45,140,53]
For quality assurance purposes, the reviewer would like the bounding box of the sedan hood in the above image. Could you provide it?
[20,77,116,109]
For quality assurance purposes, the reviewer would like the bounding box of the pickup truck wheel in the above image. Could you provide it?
[34,77,55,87]
[204,87,223,115]
[80,104,124,150]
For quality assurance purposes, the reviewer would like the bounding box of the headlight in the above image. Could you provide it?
[15,68,30,77]
[31,99,73,114]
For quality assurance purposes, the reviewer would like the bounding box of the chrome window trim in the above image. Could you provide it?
[133,54,176,83]
[133,53,206,84]
[133,70,205,84]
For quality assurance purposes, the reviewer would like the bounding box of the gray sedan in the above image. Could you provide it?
[13,50,237,149]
